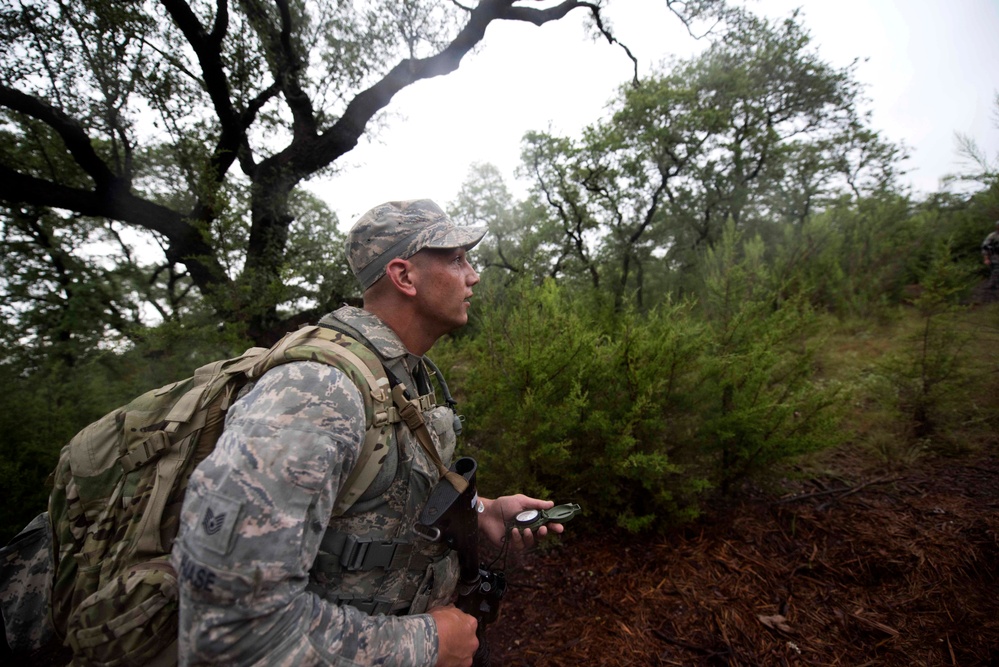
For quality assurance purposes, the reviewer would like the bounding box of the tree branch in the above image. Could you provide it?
[240,0,317,140]
[0,84,117,189]
[0,165,226,290]
[299,0,610,177]
[275,0,318,138]
[507,1,639,85]
[160,0,257,186]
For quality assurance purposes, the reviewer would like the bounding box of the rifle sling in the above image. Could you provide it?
[391,384,468,495]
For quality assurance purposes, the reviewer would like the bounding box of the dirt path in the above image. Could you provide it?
[487,450,999,666]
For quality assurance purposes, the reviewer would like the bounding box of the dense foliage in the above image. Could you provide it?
[435,267,845,532]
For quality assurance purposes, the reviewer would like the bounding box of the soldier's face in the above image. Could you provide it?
[410,247,480,334]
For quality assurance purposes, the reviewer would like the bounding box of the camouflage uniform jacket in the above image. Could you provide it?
[170,306,461,666]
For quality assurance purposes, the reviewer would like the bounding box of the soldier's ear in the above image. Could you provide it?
[383,257,417,297]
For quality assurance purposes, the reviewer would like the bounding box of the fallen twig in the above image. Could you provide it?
[774,476,899,506]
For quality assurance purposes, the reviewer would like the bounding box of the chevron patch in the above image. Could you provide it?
[202,507,227,535]
[199,491,242,556]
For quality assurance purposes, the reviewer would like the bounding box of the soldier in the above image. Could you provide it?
[982,220,999,291]
[170,199,562,667]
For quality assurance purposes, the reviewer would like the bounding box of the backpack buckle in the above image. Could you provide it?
[120,432,171,473]
[339,535,412,571]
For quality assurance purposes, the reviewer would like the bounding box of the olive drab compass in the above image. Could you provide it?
[512,503,582,532]
[487,502,582,578]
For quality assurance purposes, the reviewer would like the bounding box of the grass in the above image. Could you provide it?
[807,301,999,472]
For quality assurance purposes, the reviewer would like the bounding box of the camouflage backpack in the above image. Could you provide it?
[47,325,399,666]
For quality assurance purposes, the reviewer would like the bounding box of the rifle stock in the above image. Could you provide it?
[417,457,506,667]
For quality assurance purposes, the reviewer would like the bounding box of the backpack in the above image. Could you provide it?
[46,324,398,667]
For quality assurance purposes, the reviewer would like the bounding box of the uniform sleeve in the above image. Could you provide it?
[170,361,438,667]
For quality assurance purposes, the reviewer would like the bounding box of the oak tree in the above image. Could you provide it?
[0,0,718,346]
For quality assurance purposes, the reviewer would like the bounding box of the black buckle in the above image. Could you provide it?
[339,535,409,571]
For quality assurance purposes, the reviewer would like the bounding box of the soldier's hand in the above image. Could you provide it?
[430,605,478,667]
[479,495,564,549]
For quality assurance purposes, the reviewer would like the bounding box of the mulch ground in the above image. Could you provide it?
[486,448,999,666]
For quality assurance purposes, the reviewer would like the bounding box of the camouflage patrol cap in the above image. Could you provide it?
[346,199,487,289]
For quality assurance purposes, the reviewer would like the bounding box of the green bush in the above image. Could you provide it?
[446,279,715,531]
[439,262,847,532]
[870,240,978,448]
[694,227,847,493]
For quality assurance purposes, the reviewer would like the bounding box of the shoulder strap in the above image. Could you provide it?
[231,326,400,515]
[390,384,468,495]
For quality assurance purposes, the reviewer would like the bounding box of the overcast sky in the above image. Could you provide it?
[308,0,999,227]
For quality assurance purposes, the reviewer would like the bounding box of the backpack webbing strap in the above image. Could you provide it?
[132,400,213,555]
[124,356,252,553]
[134,443,190,556]
[119,357,236,474]
[165,358,235,424]
[323,340,395,516]
[251,326,401,516]
[119,431,171,473]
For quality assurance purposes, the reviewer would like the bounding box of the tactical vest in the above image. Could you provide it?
[308,312,460,616]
